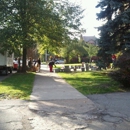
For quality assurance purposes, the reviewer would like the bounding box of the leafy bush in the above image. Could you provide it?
[110,52,130,88]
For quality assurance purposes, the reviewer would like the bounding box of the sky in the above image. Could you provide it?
[69,0,102,38]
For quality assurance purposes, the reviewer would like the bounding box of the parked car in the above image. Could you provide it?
[55,60,65,64]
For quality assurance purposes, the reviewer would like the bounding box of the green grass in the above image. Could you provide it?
[58,71,125,95]
[0,70,127,100]
[0,72,35,100]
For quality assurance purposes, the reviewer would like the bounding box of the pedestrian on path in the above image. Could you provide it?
[111,54,116,69]
[111,54,116,63]
[48,60,56,72]
[28,57,32,68]
[37,57,41,72]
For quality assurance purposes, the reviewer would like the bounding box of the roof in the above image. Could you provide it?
[82,36,97,43]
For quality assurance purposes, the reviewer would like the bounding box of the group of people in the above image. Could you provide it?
[28,58,56,72]
[13,56,57,72]
[28,57,41,72]
[13,57,41,72]
[14,54,116,72]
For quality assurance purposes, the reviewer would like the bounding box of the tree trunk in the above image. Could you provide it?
[22,47,27,73]
[89,57,92,68]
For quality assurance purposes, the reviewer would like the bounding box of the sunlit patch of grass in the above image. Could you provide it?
[58,71,123,95]
[0,72,35,100]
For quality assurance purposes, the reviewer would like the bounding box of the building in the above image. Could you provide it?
[80,35,99,62]
[81,35,98,46]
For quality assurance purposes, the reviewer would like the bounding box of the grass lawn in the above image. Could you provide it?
[0,72,35,100]
[0,70,127,100]
[58,71,126,95]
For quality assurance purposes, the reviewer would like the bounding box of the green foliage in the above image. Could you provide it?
[110,51,130,88]
[59,37,99,64]
[37,0,84,55]
[60,38,88,63]
[60,40,78,63]
[96,0,130,83]
[96,0,130,55]
[0,0,84,72]
[85,43,99,59]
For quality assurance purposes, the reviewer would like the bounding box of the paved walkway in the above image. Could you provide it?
[30,71,87,100]
[29,70,96,113]
[0,70,130,130]
[28,70,130,130]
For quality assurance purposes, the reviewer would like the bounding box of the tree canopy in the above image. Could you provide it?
[0,0,84,72]
[96,0,130,56]
[96,1,130,87]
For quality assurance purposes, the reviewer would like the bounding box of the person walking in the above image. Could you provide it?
[37,58,41,72]
[28,57,32,68]
[111,54,116,63]
[18,57,21,72]
[111,54,116,69]
[48,60,56,72]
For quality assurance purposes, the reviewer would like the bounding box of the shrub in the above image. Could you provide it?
[110,52,130,88]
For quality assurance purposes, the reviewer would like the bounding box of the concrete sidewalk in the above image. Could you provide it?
[28,71,130,130]
[0,70,130,130]
[29,71,96,113]
[30,71,87,100]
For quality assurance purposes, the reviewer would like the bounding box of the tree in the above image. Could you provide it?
[0,0,62,72]
[37,0,85,56]
[0,0,84,72]
[85,43,99,64]
[60,38,87,63]
[96,0,130,55]
[59,37,99,64]
[96,0,130,87]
